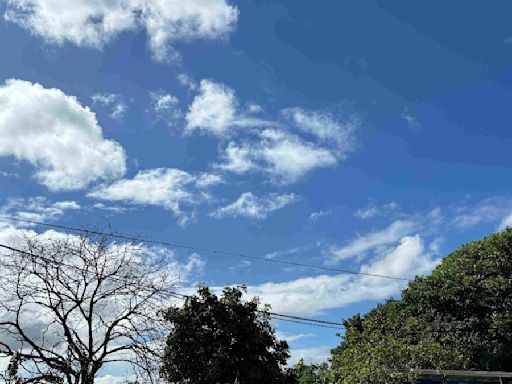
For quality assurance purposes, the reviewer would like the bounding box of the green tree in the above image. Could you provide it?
[292,359,330,384]
[160,286,294,384]
[330,229,512,383]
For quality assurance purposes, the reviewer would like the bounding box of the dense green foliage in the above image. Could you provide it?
[160,286,293,384]
[292,359,330,384]
[330,229,512,383]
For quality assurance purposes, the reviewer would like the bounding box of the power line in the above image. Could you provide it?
[168,292,343,328]
[0,242,343,329]
[0,215,409,282]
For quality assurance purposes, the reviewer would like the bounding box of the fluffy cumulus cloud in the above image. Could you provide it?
[185,80,237,136]
[211,192,297,220]
[92,93,127,121]
[4,0,238,61]
[360,235,439,284]
[0,79,126,191]
[185,80,270,136]
[216,129,339,184]
[182,79,356,183]
[88,168,222,225]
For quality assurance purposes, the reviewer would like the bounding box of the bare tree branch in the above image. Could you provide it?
[0,229,177,384]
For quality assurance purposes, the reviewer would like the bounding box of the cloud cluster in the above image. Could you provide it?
[4,0,238,61]
[211,192,297,220]
[245,233,439,317]
[178,79,357,184]
[88,168,222,225]
[1,196,80,225]
[0,79,127,191]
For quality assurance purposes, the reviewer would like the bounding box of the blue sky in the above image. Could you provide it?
[1,0,512,373]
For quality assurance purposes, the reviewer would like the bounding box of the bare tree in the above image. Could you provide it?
[0,229,177,384]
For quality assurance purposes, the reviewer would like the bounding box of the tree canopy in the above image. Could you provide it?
[330,228,512,383]
[0,230,174,384]
[291,359,330,384]
[160,286,293,384]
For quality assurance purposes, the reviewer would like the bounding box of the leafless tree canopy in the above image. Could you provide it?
[0,229,177,384]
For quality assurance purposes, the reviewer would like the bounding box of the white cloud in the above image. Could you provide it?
[183,253,206,274]
[183,79,356,183]
[217,129,338,184]
[211,192,297,220]
[195,173,223,188]
[94,375,136,384]
[354,201,399,220]
[185,80,271,137]
[452,197,512,230]
[498,210,512,230]
[0,79,126,191]
[92,203,127,213]
[264,244,311,260]
[282,107,356,153]
[149,91,182,124]
[360,235,439,284]
[401,109,422,131]
[216,141,255,173]
[287,345,332,366]
[5,0,239,61]
[309,210,332,222]
[88,168,219,224]
[177,73,197,91]
[185,80,237,136]
[331,219,417,262]
[275,331,314,344]
[92,93,127,121]
[246,234,438,317]
[1,196,80,225]
[0,223,204,382]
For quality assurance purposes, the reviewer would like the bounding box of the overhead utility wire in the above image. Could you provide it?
[167,291,344,328]
[0,215,409,282]
[0,243,343,329]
